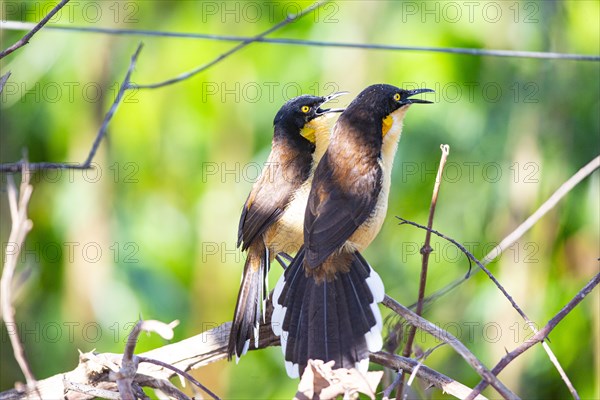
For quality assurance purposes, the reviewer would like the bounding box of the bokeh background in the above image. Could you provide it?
[1,1,599,398]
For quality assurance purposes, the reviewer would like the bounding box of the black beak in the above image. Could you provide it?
[402,88,435,104]
[316,91,348,115]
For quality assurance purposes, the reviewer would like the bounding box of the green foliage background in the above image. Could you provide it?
[1,1,598,398]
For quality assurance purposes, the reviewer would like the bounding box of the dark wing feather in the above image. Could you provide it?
[304,151,382,268]
[238,145,311,251]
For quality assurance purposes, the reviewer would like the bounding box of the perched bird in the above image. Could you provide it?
[272,84,434,377]
[227,93,346,360]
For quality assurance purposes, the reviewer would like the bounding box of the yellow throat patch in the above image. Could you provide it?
[382,115,393,137]
[300,124,317,143]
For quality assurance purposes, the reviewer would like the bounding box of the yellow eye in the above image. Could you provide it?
[393,93,401,101]
[301,105,310,113]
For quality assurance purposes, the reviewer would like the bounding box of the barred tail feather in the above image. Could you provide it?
[227,243,269,361]
[271,247,385,378]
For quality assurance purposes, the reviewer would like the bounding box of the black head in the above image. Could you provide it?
[273,93,346,133]
[345,84,434,122]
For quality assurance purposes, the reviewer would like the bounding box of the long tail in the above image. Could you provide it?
[227,242,269,360]
[271,247,384,378]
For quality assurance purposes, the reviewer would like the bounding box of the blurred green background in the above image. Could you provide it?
[1,1,598,398]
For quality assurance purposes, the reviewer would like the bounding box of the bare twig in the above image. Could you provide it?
[398,145,450,399]
[113,320,178,400]
[371,352,488,400]
[137,357,220,400]
[382,295,517,399]
[3,21,599,61]
[1,162,36,388]
[131,1,326,89]
[395,218,580,399]
[406,343,446,388]
[0,0,70,59]
[0,72,11,94]
[466,272,600,399]
[0,44,143,173]
[422,155,600,306]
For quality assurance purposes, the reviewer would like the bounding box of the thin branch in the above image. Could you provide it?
[398,144,450,399]
[396,218,580,399]
[382,295,517,399]
[82,43,143,167]
[466,272,600,399]
[0,0,70,59]
[406,343,446,388]
[0,72,11,94]
[371,352,488,400]
[2,21,599,61]
[137,357,220,400]
[0,44,143,173]
[113,320,178,400]
[422,155,600,306]
[131,1,326,89]
[1,162,36,388]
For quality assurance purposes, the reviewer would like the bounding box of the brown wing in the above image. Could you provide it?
[238,144,312,251]
[303,150,382,268]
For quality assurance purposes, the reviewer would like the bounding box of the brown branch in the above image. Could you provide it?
[395,217,580,398]
[422,155,600,305]
[466,272,600,399]
[112,320,185,400]
[137,357,220,400]
[0,162,36,389]
[371,352,488,400]
[0,43,143,173]
[0,0,70,59]
[382,295,517,399]
[397,144,450,399]
[131,1,326,89]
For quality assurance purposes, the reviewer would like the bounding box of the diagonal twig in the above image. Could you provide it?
[0,43,143,173]
[382,295,518,399]
[397,144,450,399]
[396,218,581,399]
[1,161,36,388]
[0,0,70,59]
[131,1,326,89]
[137,356,220,400]
[466,272,600,399]
[422,155,600,306]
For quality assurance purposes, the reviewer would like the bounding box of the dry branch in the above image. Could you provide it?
[466,272,600,399]
[0,0,70,59]
[1,162,36,389]
[395,218,580,398]
[0,44,143,173]
[131,1,326,89]
[371,352,487,400]
[398,144,450,398]
[382,295,517,399]
[422,155,600,306]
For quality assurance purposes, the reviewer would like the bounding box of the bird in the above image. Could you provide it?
[227,92,347,360]
[271,83,434,378]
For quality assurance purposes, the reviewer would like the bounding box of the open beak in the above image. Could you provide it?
[402,88,435,104]
[316,91,349,115]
